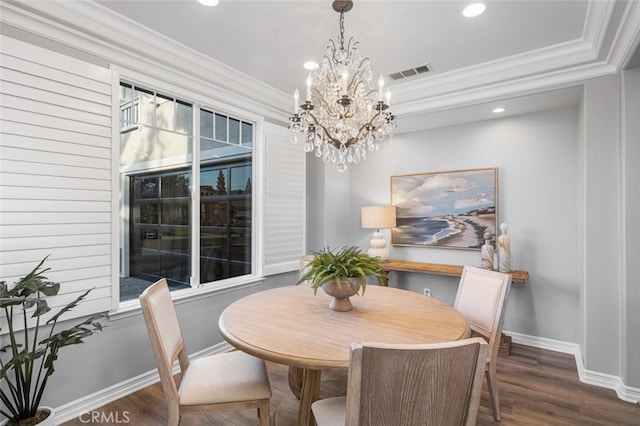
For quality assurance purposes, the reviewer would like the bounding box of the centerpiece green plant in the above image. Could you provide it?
[297,246,387,295]
[0,256,104,426]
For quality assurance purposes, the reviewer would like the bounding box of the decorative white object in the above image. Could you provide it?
[497,222,512,272]
[288,0,396,173]
[481,230,495,270]
[361,205,396,260]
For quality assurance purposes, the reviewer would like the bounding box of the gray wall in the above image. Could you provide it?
[312,107,580,343]
[582,75,622,377]
[36,74,640,413]
[41,272,298,409]
[623,69,640,387]
[306,75,639,392]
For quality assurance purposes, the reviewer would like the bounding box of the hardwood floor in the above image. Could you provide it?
[62,343,640,425]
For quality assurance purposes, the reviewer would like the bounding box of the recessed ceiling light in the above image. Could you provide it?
[198,0,219,7]
[493,107,506,113]
[304,61,319,70]
[463,2,486,18]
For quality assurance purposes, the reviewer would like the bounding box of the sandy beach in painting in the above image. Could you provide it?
[436,214,495,248]
[393,212,495,249]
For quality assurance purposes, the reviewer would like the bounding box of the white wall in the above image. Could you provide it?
[306,160,353,250]
[42,271,297,414]
[347,107,580,343]
[582,75,622,376]
[622,69,640,387]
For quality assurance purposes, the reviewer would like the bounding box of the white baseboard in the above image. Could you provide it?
[580,366,640,404]
[505,330,582,355]
[54,342,233,424]
[55,334,639,424]
[505,331,640,404]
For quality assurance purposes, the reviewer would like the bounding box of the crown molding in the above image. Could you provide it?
[0,0,292,123]
[581,0,617,59]
[392,0,640,116]
[392,38,601,115]
[607,0,640,70]
[394,59,616,118]
[2,0,638,122]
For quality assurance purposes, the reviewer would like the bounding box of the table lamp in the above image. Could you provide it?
[361,205,397,260]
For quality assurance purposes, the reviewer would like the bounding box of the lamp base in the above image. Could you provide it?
[368,231,389,261]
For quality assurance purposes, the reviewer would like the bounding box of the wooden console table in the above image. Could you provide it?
[379,259,529,285]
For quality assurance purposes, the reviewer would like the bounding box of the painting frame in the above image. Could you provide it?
[390,167,498,250]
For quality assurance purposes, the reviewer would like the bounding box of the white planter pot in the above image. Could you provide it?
[1,407,55,426]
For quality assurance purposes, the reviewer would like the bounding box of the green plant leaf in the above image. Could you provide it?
[295,246,385,294]
[31,299,51,317]
[0,256,104,422]
[0,297,26,309]
[46,289,93,325]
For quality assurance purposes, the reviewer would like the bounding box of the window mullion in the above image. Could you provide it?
[191,105,202,288]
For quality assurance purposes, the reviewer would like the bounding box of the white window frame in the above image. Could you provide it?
[110,66,266,316]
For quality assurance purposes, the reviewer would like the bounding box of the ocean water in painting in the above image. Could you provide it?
[393,217,460,245]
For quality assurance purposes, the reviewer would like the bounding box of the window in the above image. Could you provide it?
[200,162,252,282]
[119,84,139,132]
[119,82,253,302]
[129,170,191,290]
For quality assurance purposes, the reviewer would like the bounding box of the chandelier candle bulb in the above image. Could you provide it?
[341,69,348,95]
[385,89,391,106]
[293,89,299,114]
[306,75,312,101]
[378,74,384,101]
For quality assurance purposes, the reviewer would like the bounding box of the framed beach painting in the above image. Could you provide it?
[390,168,498,250]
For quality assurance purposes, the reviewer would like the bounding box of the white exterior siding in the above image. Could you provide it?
[0,35,112,317]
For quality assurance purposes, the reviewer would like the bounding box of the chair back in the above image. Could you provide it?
[454,266,512,363]
[345,338,488,426]
[140,279,189,408]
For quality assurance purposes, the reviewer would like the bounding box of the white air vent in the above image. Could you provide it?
[390,64,431,81]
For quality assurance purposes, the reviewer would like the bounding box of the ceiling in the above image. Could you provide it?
[91,0,639,129]
[5,0,631,130]
[97,0,592,97]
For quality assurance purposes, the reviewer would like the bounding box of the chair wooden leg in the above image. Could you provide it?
[486,366,501,421]
[259,399,271,426]
[167,406,180,426]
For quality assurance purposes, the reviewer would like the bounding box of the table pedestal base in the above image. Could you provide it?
[277,367,347,426]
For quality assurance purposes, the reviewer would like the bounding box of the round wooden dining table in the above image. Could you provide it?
[218,284,470,426]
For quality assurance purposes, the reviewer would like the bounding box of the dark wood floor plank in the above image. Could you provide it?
[61,343,640,425]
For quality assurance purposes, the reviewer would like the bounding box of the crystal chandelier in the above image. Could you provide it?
[289,0,396,172]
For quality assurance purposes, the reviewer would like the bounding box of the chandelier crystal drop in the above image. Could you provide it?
[288,0,395,172]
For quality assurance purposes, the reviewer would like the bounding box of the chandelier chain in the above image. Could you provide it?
[339,13,345,51]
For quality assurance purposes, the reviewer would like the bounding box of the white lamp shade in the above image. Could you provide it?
[361,206,396,229]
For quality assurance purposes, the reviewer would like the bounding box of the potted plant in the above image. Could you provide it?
[297,246,387,311]
[0,256,104,426]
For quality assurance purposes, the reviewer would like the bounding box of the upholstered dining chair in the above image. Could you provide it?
[140,279,272,426]
[311,338,488,426]
[454,265,512,421]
